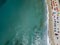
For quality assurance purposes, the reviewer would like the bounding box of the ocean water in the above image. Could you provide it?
[0,0,47,45]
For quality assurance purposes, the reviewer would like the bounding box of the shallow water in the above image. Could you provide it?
[0,0,47,45]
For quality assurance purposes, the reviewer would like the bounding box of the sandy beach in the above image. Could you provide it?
[47,0,60,45]
[47,0,55,45]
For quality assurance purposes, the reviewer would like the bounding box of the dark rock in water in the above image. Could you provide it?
[19,43,23,45]
[0,0,6,7]
[14,40,23,45]
[15,40,19,45]
[4,40,10,45]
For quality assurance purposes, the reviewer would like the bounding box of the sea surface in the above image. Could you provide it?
[0,0,47,45]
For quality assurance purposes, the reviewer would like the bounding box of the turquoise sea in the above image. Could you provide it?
[0,0,47,45]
